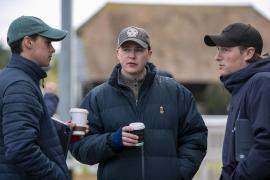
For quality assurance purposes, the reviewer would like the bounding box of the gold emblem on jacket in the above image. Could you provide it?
[160,106,164,114]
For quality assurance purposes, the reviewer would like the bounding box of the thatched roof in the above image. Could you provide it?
[77,3,270,83]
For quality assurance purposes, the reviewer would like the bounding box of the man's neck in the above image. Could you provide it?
[120,68,147,81]
[20,52,37,65]
[119,68,147,99]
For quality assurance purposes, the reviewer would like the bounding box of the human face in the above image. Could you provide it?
[26,36,55,67]
[214,46,250,76]
[117,41,152,76]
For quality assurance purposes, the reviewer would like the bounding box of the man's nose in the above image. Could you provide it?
[50,45,55,53]
[215,51,221,61]
[128,49,136,58]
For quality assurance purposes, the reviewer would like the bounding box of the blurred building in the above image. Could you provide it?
[74,2,270,112]
[71,3,270,179]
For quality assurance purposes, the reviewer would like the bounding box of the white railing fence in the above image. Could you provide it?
[194,115,227,180]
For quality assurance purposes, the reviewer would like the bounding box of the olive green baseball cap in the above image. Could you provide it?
[7,16,67,45]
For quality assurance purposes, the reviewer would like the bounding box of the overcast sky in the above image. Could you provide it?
[1,0,270,50]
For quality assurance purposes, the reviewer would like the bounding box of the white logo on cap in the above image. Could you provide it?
[127,28,138,38]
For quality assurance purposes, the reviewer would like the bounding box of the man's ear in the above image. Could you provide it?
[116,48,120,59]
[148,49,152,59]
[244,47,256,61]
[22,36,32,49]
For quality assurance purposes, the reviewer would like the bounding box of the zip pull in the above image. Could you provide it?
[136,99,138,106]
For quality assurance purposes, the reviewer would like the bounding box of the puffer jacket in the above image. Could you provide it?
[70,63,207,180]
[0,54,70,180]
[220,58,270,180]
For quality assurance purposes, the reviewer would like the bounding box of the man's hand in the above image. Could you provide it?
[66,120,90,142]
[122,126,139,146]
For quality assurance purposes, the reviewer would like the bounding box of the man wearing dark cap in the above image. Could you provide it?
[204,22,270,179]
[0,16,70,179]
[70,26,207,180]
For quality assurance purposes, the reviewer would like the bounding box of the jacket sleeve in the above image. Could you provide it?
[233,76,270,179]
[2,81,68,180]
[70,90,118,165]
[177,87,208,180]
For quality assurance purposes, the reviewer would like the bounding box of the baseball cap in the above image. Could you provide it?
[7,16,67,45]
[118,26,151,49]
[204,22,263,54]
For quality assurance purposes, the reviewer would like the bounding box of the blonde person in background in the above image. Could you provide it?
[44,82,59,117]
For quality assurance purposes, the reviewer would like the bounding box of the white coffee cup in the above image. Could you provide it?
[69,108,89,136]
[129,122,145,146]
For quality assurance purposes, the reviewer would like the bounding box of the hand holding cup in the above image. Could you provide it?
[69,108,89,136]
[129,122,145,146]
[122,126,139,146]
[122,122,145,146]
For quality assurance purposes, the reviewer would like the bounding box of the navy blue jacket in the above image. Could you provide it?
[220,58,270,180]
[0,55,70,180]
[70,63,207,180]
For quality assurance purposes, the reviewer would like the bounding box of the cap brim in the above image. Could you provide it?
[119,38,148,48]
[39,28,67,41]
[204,35,237,47]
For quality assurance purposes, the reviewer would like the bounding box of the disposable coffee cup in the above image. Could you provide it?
[129,122,145,146]
[69,108,89,136]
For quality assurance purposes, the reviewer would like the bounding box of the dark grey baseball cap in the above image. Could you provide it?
[7,16,67,45]
[204,22,263,54]
[117,26,151,49]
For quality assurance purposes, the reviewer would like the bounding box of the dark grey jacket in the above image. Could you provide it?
[0,55,70,180]
[70,63,207,180]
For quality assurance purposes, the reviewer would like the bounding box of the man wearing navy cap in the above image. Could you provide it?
[0,16,70,179]
[70,26,207,180]
[204,22,270,179]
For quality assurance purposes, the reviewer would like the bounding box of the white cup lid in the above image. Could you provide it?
[129,122,145,130]
[69,108,89,114]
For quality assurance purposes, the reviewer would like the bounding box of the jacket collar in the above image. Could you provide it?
[7,54,47,83]
[108,62,157,89]
[221,58,270,94]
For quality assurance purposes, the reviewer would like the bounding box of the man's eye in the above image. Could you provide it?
[219,47,229,52]
[135,48,144,52]
[122,48,130,52]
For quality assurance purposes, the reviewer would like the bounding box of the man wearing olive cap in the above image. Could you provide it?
[0,16,70,179]
[204,22,270,179]
[70,26,207,180]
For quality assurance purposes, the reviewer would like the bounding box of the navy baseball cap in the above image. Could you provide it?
[204,22,263,54]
